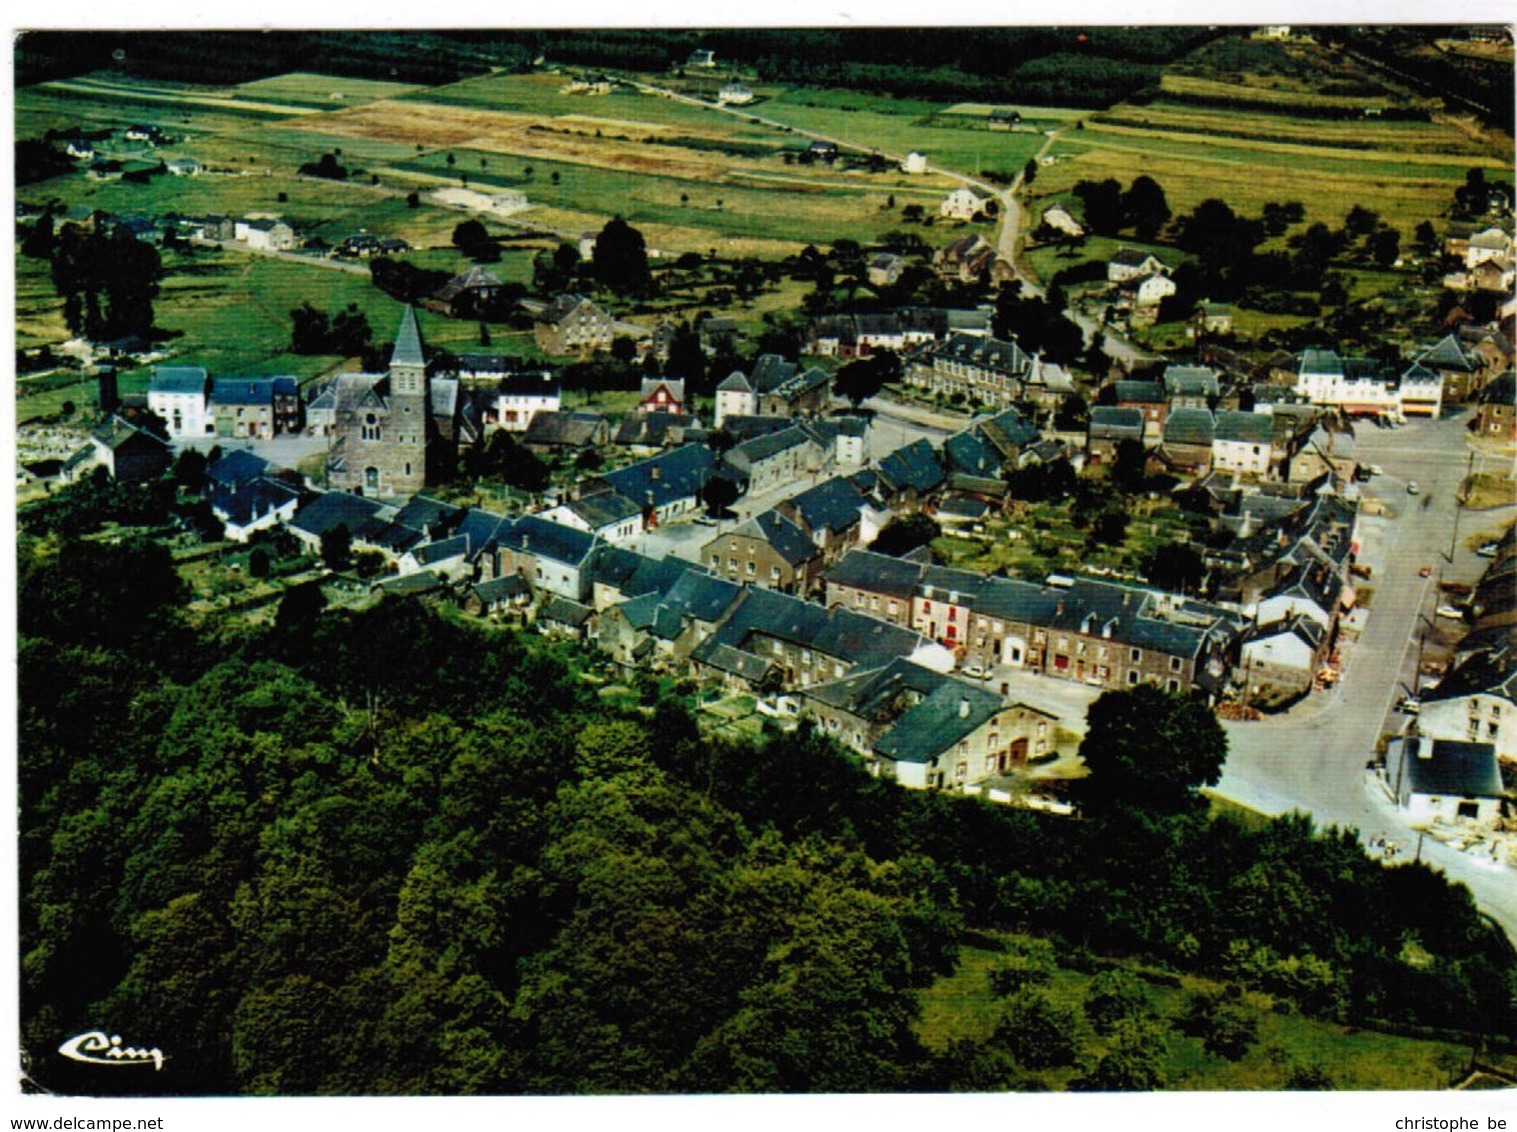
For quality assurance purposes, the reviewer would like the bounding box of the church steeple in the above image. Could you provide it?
[389,305,427,397]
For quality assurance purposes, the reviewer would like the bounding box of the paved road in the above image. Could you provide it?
[1214,410,1517,941]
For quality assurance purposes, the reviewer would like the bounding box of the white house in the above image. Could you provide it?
[714,370,754,427]
[1239,615,1323,696]
[1385,736,1504,827]
[1212,410,1275,475]
[717,83,754,105]
[1131,273,1176,307]
[147,366,213,439]
[1465,226,1514,270]
[1107,248,1168,284]
[940,187,987,220]
[492,370,561,432]
[1041,204,1085,237]
[236,217,296,250]
[903,151,928,175]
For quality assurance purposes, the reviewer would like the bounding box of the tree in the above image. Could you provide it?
[452,219,492,257]
[1182,988,1258,1060]
[248,548,272,579]
[1022,159,1038,186]
[995,988,1083,1069]
[1143,542,1204,595]
[405,191,420,208]
[700,475,740,518]
[870,513,940,558]
[1074,178,1124,237]
[320,523,352,570]
[1070,1018,1169,1090]
[1344,205,1380,238]
[1082,969,1150,1033]
[593,216,651,295]
[1076,685,1228,818]
[1122,175,1170,240]
[834,354,893,408]
[1370,228,1400,268]
[1110,438,1148,494]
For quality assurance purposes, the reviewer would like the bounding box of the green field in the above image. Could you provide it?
[918,933,1473,1090]
[233,72,425,109]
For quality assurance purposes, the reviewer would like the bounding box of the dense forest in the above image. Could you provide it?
[17,487,1517,1094]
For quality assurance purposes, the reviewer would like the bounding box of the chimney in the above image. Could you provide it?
[651,464,661,481]
[959,696,970,719]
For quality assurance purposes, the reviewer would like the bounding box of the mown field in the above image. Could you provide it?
[1032,35,1512,238]
[918,932,1473,1090]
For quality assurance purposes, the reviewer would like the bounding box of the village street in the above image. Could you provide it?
[1215,409,1517,942]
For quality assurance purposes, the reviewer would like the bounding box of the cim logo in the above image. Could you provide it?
[58,1031,165,1071]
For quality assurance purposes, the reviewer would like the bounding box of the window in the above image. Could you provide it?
[1457,800,1480,820]
[1128,670,1139,685]
[364,466,379,490]
[361,413,381,441]
[1131,648,1141,662]
[729,558,737,570]
[1167,678,1180,692]
[746,561,756,575]
[770,565,781,580]
[1170,656,1182,672]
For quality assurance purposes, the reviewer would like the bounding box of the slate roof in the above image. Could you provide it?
[566,492,642,529]
[411,535,471,566]
[1418,334,1476,372]
[875,438,945,494]
[211,378,275,407]
[1213,410,1274,446]
[1163,365,1220,399]
[932,332,1031,376]
[540,293,601,324]
[207,446,273,488]
[659,570,745,625]
[937,497,990,521]
[690,640,775,683]
[1110,247,1160,268]
[875,679,1005,764]
[640,377,686,403]
[585,545,693,600]
[805,656,950,716]
[472,575,531,604]
[716,370,752,393]
[380,569,446,595]
[290,491,390,541]
[1250,613,1325,651]
[943,430,1001,478]
[1089,406,1144,438]
[208,477,300,526]
[541,596,595,627]
[749,354,800,393]
[390,305,426,368]
[1424,645,1517,705]
[89,416,166,454]
[1299,348,1344,378]
[454,508,515,558]
[1163,408,1216,447]
[1479,371,1515,405]
[615,411,688,448]
[976,408,1041,455]
[1113,379,1166,404]
[500,514,595,566]
[524,409,606,448]
[1394,738,1503,798]
[783,475,869,535]
[725,425,810,473]
[149,366,210,396]
[825,548,927,599]
[709,586,927,672]
[598,443,717,511]
[434,268,503,305]
[734,509,819,566]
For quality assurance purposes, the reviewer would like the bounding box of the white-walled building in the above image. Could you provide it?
[1385,736,1504,827]
[147,366,213,439]
[940,187,987,220]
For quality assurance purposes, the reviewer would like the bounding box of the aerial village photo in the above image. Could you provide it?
[10,19,1517,1112]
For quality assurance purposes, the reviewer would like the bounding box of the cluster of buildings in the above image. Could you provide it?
[148,369,303,440]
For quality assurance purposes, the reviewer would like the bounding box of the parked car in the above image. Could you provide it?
[1366,464,1383,476]
[1397,696,1421,715]
[1476,542,1500,558]
[961,661,990,680]
[1406,480,1420,495]
[1436,604,1466,619]
[1419,565,1432,577]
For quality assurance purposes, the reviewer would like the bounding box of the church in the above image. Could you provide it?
[327,305,475,496]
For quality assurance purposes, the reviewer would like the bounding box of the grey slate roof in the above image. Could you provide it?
[1113,379,1166,404]
[391,305,426,368]
[211,378,275,406]
[412,535,470,566]
[1163,365,1220,399]
[1163,408,1216,447]
[471,575,531,604]
[598,444,717,511]
[290,491,390,541]
[875,679,1004,764]
[208,477,300,526]
[734,509,819,567]
[541,596,595,627]
[690,640,775,683]
[501,514,596,566]
[1213,410,1274,446]
[1089,406,1145,438]
[709,586,927,672]
[206,449,271,489]
[875,438,946,494]
[149,366,210,395]
[1424,645,1517,706]
[784,475,869,536]
[943,430,1001,478]
[825,548,927,599]
[567,492,642,529]
[1395,738,1503,797]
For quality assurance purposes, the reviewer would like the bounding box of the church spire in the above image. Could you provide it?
[391,304,426,371]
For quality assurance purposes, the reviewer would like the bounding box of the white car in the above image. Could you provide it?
[1406,481,1420,495]
[961,661,990,680]
[1436,604,1466,620]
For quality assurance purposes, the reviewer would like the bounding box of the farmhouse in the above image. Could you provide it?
[904,332,1033,408]
[1107,248,1168,284]
[717,83,754,105]
[62,416,170,485]
[1474,372,1517,440]
[940,187,987,221]
[236,217,296,250]
[639,377,686,416]
[903,151,928,174]
[702,508,821,594]
[535,294,615,355]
